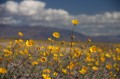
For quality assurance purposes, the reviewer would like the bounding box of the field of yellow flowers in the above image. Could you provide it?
[0,20,120,79]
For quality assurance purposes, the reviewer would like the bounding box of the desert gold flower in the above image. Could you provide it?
[52,32,60,38]
[92,66,98,71]
[18,32,23,36]
[43,69,51,74]
[90,45,97,52]
[31,61,38,66]
[42,74,51,79]
[3,49,12,57]
[26,40,34,46]
[41,57,47,62]
[53,72,58,76]
[79,66,88,74]
[19,49,29,55]
[62,69,67,74]
[116,48,120,53]
[48,38,52,41]
[100,56,105,62]
[86,56,92,62]
[67,62,75,69]
[47,45,54,50]
[106,64,112,69]
[0,68,7,74]
[95,61,99,66]
[105,53,111,58]
[117,56,120,60]
[72,19,79,25]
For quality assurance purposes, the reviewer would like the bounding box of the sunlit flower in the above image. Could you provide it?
[42,74,51,79]
[92,66,98,71]
[90,45,97,53]
[62,69,67,74]
[48,38,52,41]
[0,68,7,74]
[41,57,47,62]
[67,62,75,69]
[79,66,88,74]
[3,49,12,57]
[106,64,112,69]
[86,56,92,62]
[26,40,34,46]
[73,48,82,57]
[95,61,99,66]
[19,49,29,55]
[42,69,51,74]
[53,72,58,76]
[105,53,111,58]
[47,45,54,50]
[100,56,105,62]
[52,32,60,38]
[31,61,38,66]
[72,19,79,25]
[18,32,23,36]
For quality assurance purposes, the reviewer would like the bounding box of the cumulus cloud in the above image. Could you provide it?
[0,0,120,36]
[76,12,120,25]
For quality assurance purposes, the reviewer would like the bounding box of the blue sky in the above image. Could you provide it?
[44,0,120,15]
[0,0,120,36]
[1,0,120,14]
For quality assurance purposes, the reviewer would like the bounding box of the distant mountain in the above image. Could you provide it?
[90,36,120,43]
[0,24,88,41]
[0,24,120,42]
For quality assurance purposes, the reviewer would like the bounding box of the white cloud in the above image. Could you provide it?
[5,1,18,14]
[0,0,120,36]
[76,12,120,25]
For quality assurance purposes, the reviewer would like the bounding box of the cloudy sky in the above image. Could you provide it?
[0,0,120,36]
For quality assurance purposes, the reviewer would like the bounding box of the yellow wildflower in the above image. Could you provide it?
[0,68,7,74]
[90,45,97,53]
[48,38,52,41]
[100,56,105,62]
[116,48,120,53]
[18,32,23,36]
[95,61,99,66]
[117,56,120,60]
[73,48,82,57]
[79,66,88,74]
[31,61,38,66]
[106,64,112,69]
[67,62,75,69]
[47,45,54,50]
[62,69,67,74]
[86,56,92,62]
[3,49,12,57]
[105,53,111,58]
[42,74,51,79]
[92,66,98,71]
[53,72,58,76]
[72,19,79,25]
[19,49,29,55]
[60,53,63,57]
[52,32,60,38]
[26,40,34,46]
[42,69,51,74]
[18,39,23,42]
[41,57,47,62]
